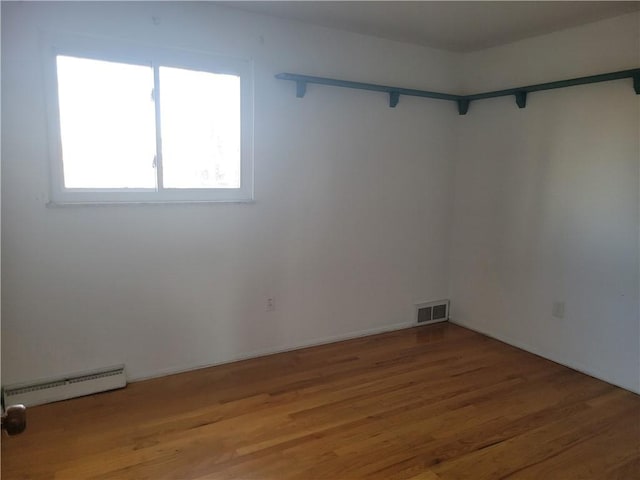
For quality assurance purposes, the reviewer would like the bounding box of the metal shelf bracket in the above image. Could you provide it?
[515,91,527,109]
[389,91,400,108]
[457,99,470,115]
[296,80,307,98]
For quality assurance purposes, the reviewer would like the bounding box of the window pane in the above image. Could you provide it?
[56,56,157,189]
[159,67,241,189]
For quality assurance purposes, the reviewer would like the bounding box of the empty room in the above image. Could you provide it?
[1,1,639,478]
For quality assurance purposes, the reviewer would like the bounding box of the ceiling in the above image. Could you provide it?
[220,1,639,52]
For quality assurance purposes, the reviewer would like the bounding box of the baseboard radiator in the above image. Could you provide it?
[2,365,127,407]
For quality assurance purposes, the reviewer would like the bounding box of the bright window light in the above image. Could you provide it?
[160,67,241,189]
[56,56,157,189]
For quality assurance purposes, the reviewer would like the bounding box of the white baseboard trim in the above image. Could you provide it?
[449,318,640,395]
[130,321,418,383]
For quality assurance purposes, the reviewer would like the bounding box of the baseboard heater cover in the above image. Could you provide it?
[416,299,450,325]
[2,365,127,407]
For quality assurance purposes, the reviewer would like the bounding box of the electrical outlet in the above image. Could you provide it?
[266,298,275,312]
[552,301,565,319]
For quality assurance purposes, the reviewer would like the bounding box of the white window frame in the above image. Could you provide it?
[42,33,254,205]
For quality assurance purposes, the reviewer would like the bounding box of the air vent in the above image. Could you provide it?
[415,300,449,325]
[2,365,126,407]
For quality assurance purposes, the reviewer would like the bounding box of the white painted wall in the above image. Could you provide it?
[3,3,638,394]
[450,13,640,392]
[1,2,459,384]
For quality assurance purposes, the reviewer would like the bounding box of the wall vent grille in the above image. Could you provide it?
[416,300,449,325]
[3,365,126,407]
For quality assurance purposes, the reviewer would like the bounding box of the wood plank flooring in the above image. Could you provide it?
[2,323,639,479]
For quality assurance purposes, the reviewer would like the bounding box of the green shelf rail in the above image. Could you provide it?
[276,68,640,115]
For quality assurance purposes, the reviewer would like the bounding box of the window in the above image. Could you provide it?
[44,35,253,204]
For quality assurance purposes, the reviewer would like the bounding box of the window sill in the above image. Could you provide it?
[46,199,256,207]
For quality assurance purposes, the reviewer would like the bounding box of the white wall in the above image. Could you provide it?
[1,2,459,384]
[450,13,640,392]
[3,3,638,394]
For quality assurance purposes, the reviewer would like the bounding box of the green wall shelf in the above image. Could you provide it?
[276,69,640,115]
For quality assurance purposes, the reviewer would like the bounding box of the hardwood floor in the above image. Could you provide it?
[2,323,639,479]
